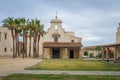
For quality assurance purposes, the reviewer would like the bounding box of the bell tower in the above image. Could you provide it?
[48,12,64,34]
[116,23,120,43]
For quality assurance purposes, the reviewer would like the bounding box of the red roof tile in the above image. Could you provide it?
[43,42,82,48]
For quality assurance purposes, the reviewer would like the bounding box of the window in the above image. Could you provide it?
[0,32,1,41]
[54,37,58,42]
[71,40,74,43]
[55,25,58,30]
[5,33,7,39]
[5,48,7,52]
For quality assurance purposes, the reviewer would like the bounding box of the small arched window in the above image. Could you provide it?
[5,47,7,52]
[54,36,58,42]
[71,40,74,43]
[55,25,58,30]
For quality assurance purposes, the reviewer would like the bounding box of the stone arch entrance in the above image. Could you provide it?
[52,48,60,58]
[70,50,74,58]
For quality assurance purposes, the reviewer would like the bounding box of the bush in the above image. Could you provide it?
[84,51,88,56]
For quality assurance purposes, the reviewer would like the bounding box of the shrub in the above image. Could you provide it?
[84,51,88,56]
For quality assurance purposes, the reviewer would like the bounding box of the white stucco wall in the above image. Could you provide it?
[116,26,120,43]
[0,27,13,57]
[43,17,82,43]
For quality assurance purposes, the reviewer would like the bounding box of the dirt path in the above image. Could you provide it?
[0,57,42,75]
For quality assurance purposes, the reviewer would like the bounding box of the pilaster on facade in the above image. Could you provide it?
[106,48,109,62]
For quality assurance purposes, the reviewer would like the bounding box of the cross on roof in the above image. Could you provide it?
[55,11,58,19]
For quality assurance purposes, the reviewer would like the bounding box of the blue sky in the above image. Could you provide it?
[0,0,120,46]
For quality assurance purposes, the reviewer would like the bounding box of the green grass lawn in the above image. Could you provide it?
[26,60,120,71]
[1,74,120,80]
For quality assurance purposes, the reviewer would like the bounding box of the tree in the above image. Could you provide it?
[96,46,102,58]
[29,19,36,57]
[27,21,34,57]
[2,17,16,58]
[33,19,40,57]
[84,51,88,56]
[36,24,45,57]
[27,19,45,57]
[2,17,45,58]
[19,18,29,58]
[14,18,21,57]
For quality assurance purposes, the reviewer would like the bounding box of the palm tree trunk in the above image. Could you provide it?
[13,36,15,58]
[33,33,37,57]
[18,36,20,56]
[33,39,36,57]
[14,35,16,57]
[29,36,31,57]
[11,29,16,58]
[25,34,27,57]
[22,29,25,58]
[15,30,18,57]
[33,40,35,57]
[37,35,40,57]
[37,40,39,57]
[11,30,14,58]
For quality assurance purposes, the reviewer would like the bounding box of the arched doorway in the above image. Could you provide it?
[70,50,74,58]
[52,48,60,58]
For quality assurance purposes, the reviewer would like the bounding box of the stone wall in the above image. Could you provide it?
[0,27,13,57]
[43,48,51,59]
[43,48,80,59]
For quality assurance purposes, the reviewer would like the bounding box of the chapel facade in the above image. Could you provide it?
[42,16,82,59]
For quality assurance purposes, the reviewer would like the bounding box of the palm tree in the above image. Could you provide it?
[19,18,29,58]
[27,21,34,57]
[36,24,45,57]
[15,18,23,57]
[33,19,38,57]
[14,18,21,57]
[17,29,22,56]
[29,19,40,57]
[3,17,45,58]
[28,19,45,57]
[2,17,16,58]
[28,29,33,57]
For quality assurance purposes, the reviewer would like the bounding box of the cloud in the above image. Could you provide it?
[0,0,120,46]
[56,9,118,46]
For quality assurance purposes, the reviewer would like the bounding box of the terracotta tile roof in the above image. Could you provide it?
[102,43,120,47]
[83,46,96,50]
[43,42,82,48]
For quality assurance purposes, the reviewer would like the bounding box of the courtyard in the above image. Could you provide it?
[26,59,120,71]
[0,57,42,75]
[0,58,120,80]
